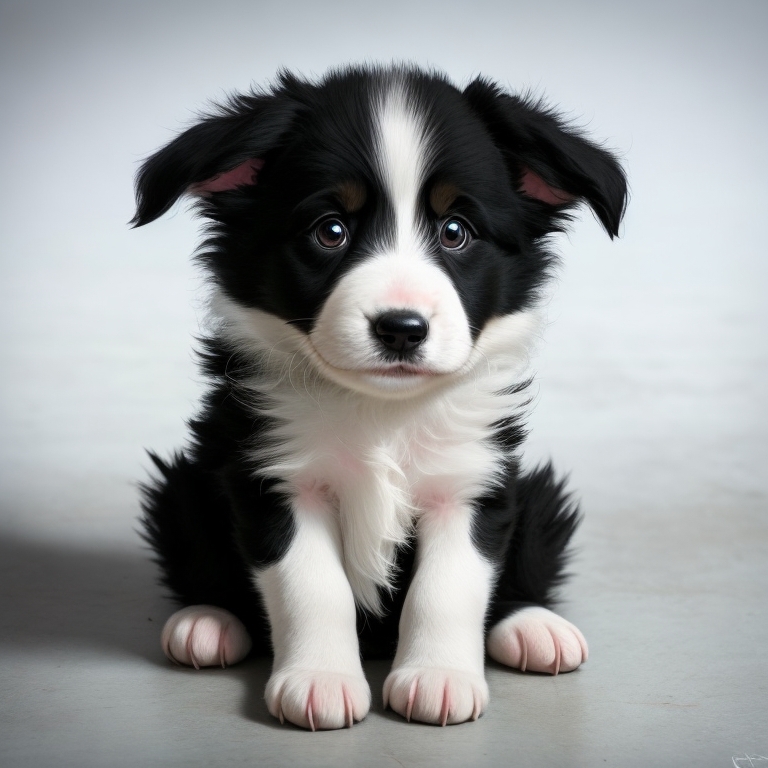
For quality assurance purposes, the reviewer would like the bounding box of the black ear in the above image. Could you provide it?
[131,90,300,227]
[463,78,627,238]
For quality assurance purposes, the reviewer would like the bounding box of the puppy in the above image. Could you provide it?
[134,64,626,729]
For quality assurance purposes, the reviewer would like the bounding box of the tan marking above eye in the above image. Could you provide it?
[429,181,460,217]
[336,181,367,213]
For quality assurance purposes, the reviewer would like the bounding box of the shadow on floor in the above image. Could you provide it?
[0,532,180,662]
[0,532,284,726]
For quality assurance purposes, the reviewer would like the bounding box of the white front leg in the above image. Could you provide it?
[255,490,370,730]
[384,505,494,725]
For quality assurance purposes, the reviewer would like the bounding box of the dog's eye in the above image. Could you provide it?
[439,218,470,250]
[314,218,348,250]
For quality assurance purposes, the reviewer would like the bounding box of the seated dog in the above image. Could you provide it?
[134,64,626,729]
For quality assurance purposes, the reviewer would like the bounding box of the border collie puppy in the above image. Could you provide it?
[134,64,626,730]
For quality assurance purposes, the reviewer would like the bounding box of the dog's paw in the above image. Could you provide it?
[487,606,588,675]
[383,667,488,726]
[265,669,371,730]
[160,605,252,669]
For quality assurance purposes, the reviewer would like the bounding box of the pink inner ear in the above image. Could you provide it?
[519,167,575,205]
[189,158,265,195]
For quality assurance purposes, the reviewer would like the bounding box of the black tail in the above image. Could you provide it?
[139,452,268,647]
[488,463,582,626]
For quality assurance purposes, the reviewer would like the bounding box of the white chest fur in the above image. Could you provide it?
[247,368,524,614]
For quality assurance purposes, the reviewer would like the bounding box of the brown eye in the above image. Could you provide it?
[315,218,348,249]
[439,218,470,250]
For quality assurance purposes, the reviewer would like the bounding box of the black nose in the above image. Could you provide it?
[373,311,429,354]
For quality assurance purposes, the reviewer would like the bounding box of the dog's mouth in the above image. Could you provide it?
[303,338,454,397]
[363,363,435,378]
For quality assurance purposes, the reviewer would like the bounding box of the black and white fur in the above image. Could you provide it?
[134,65,626,729]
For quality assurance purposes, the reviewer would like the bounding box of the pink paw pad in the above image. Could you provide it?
[265,669,371,730]
[383,667,488,726]
[487,606,588,675]
[160,605,252,669]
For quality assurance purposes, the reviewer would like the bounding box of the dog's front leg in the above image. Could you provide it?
[255,493,370,730]
[384,505,493,725]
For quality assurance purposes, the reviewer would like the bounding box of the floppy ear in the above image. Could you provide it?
[131,92,299,227]
[463,78,627,238]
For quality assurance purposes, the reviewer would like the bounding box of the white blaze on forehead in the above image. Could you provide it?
[304,81,482,399]
[373,84,432,253]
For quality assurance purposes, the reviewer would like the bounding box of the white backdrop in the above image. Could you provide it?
[1,2,766,765]
[2,0,765,538]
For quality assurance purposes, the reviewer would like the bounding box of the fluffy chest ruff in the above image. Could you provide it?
[239,345,532,614]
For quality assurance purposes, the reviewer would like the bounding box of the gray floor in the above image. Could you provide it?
[2,2,767,766]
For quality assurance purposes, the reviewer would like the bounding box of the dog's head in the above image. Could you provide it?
[133,66,626,399]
